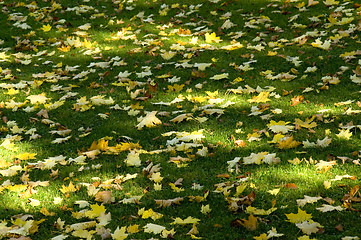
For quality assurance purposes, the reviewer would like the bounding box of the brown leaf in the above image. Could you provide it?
[323,197,335,205]
[155,197,184,208]
[216,173,230,179]
[239,191,256,206]
[335,224,343,232]
[282,89,293,96]
[95,191,113,204]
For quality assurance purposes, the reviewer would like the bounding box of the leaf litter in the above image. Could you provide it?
[0,0,361,239]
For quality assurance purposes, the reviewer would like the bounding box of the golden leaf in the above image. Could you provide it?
[285,208,312,223]
[247,92,271,103]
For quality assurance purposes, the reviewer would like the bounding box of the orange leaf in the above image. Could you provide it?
[284,183,297,189]
[290,95,304,106]
[234,139,246,147]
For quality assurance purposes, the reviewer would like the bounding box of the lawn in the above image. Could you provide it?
[0,0,361,239]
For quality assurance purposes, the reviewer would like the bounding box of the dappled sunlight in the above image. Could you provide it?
[1,0,361,239]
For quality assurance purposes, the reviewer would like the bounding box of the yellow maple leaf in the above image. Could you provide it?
[324,0,339,5]
[0,159,12,169]
[239,214,258,231]
[89,139,109,151]
[268,188,280,195]
[40,207,55,216]
[294,117,317,129]
[253,233,268,240]
[73,229,96,239]
[58,45,71,52]
[160,51,177,60]
[246,206,277,215]
[139,208,163,220]
[41,24,52,32]
[127,224,140,234]
[161,228,176,238]
[248,92,271,103]
[149,172,163,183]
[6,88,19,95]
[336,129,352,140]
[169,183,184,192]
[15,153,37,160]
[27,93,49,104]
[1,139,18,151]
[171,216,200,225]
[285,208,312,223]
[60,182,78,194]
[136,111,162,130]
[124,151,141,167]
[167,84,184,93]
[278,136,301,149]
[205,32,220,43]
[200,204,211,214]
[85,203,106,218]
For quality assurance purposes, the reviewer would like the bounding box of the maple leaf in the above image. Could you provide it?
[278,136,301,149]
[15,153,37,160]
[160,51,176,60]
[323,0,339,5]
[95,191,113,204]
[205,32,220,43]
[316,137,332,147]
[246,206,277,215]
[85,204,106,218]
[316,204,344,212]
[285,208,312,223]
[167,84,184,92]
[201,204,211,214]
[210,73,228,80]
[143,223,166,234]
[127,224,140,234]
[308,0,319,6]
[149,172,163,183]
[248,92,271,103]
[296,220,322,235]
[41,24,52,32]
[60,182,78,194]
[27,93,49,104]
[171,216,200,225]
[111,226,128,240]
[139,208,163,220]
[124,151,141,167]
[253,233,268,240]
[268,121,294,134]
[315,160,336,172]
[290,95,304,106]
[297,196,322,207]
[294,117,317,129]
[336,129,352,140]
[237,214,258,231]
[194,63,212,71]
[311,38,331,50]
[136,111,162,130]
[267,227,284,238]
[155,197,183,208]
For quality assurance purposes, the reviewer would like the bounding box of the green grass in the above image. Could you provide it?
[0,0,361,239]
